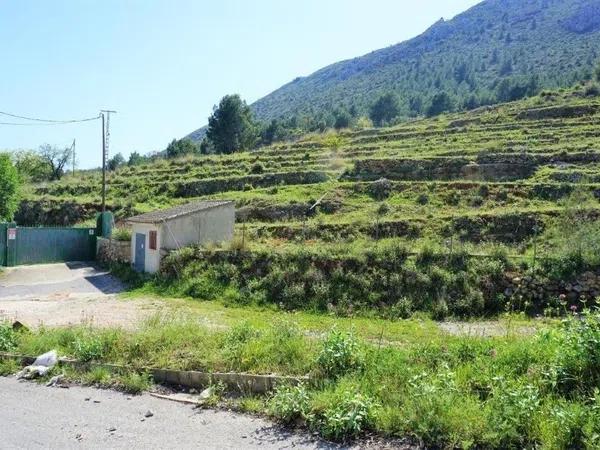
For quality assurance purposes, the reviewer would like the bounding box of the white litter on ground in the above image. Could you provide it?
[16,350,58,380]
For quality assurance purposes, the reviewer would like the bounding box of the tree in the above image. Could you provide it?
[128,151,146,166]
[107,152,125,171]
[369,93,401,127]
[38,144,73,181]
[0,154,20,221]
[206,94,258,154]
[500,58,513,76]
[12,150,52,182]
[409,95,424,116]
[426,92,454,117]
[333,108,352,130]
[595,61,600,82]
[165,138,198,159]
[496,76,539,103]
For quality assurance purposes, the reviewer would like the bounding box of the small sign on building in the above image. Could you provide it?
[7,229,16,240]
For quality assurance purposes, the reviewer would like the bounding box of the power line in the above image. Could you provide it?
[0,110,100,125]
[0,121,98,126]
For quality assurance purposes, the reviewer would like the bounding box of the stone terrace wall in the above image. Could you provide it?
[97,237,131,265]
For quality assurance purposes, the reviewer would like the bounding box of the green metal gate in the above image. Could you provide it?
[0,224,97,266]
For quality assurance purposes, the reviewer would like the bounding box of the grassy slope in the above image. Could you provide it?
[21,86,600,257]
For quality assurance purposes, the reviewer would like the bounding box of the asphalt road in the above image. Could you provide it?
[0,262,124,299]
[0,377,335,449]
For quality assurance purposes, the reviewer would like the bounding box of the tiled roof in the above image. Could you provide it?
[127,200,233,224]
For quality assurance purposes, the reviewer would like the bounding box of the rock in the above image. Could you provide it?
[512,277,521,285]
[144,410,154,418]
[12,321,28,332]
[199,387,215,400]
[46,375,64,387]
[108,427,117,433]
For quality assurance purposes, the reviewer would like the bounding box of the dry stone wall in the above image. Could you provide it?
[97,237,131,265]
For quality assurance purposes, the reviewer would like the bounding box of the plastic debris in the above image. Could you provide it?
[16,350,58,379]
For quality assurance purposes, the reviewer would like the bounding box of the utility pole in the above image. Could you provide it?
[100,110,116,213]
[72,139,76,176]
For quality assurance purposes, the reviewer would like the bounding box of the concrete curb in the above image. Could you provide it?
[0,353,309,394]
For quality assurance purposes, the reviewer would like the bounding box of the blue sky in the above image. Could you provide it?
[0,0,481,168]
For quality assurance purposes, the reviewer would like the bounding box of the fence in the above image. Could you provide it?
[0,223,97,266]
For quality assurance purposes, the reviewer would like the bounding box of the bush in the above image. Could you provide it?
[377,202,390,216]
[0,358,19,376]
[416,193,429,205]
[72,333,108,362]
[552,313,600,395]
[268,384,311,424]
[369,178,391,200]
[250,162,264,174]
[584,83,600,97]
[315,390,377,442]
[112,227,131,242]
[486,381,540,448]
[0,323,17,352]
[316,329,363,379]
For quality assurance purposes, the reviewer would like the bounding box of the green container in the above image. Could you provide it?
[96,212,114,238]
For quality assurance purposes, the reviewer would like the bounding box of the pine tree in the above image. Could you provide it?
[206,95,258,154]
[427,92,454,117]
[369,93,401,127]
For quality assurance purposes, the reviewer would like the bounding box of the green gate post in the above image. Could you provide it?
[89,228,98,261]
[6,223,17,267]
[0,223,7,266]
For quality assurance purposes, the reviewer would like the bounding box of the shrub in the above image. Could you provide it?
[268,384,311,424]
[0,358,19,376]
[112,227,131,242]
[250,162,264,174]
[416,193,429,205]
[377,202,390,216]
[584,83,600,97]
[73,333,107,362]
[0,322,17,352]
[486,381,541,448]
[315,390,377,442]
[552,312,600,394]
[316,329,363,379]
[369,178,391,200]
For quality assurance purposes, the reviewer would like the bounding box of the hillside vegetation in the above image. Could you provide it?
[19,84,600,316]
[188,0,600,140]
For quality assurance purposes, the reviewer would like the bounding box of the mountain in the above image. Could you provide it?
[188,0,600,141]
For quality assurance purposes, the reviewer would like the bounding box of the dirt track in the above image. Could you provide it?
[0,263,159,328]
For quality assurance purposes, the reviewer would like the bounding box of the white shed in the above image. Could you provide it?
[126,200,235,273]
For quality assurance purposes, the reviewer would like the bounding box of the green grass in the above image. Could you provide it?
[18,88,600,264]
[2,311,600,447]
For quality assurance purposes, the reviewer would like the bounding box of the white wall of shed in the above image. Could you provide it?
[160,204,235,251]
[130,222,163,274]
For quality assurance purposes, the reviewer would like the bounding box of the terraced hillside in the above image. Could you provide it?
[21,87,600,255]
